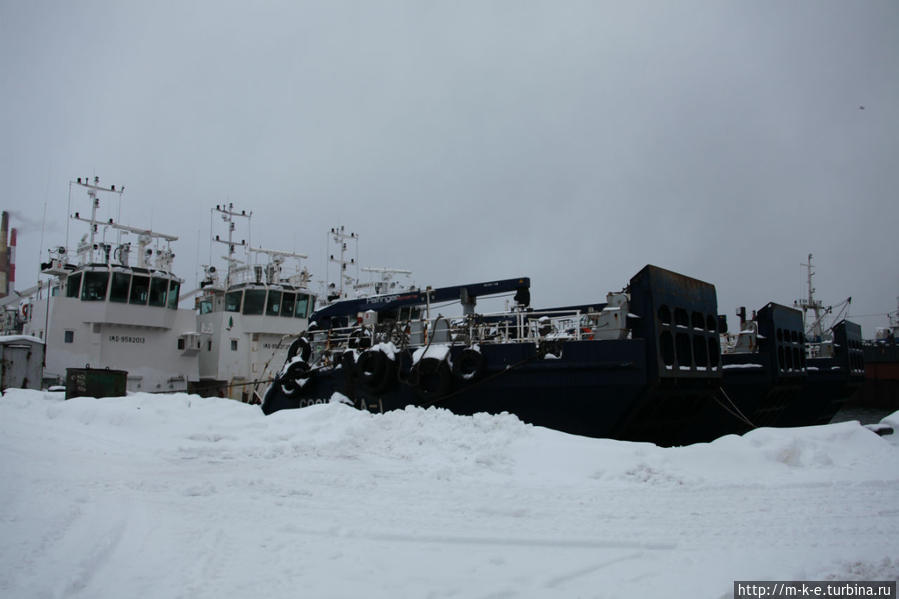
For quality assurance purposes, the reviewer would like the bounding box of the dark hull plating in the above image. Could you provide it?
[776,321,865,426]
[678,303,807,443]
[855,339,899,409]
[262,265,867,445]
[263,339,719,445]
[263,265,723,446]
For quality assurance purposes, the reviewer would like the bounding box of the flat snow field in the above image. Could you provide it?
[1,389,897,598]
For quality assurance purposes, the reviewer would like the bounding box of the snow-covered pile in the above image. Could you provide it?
[1,389,897,598]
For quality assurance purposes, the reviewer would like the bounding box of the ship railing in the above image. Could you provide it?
[307,308,621,361]
[447,309,591,345]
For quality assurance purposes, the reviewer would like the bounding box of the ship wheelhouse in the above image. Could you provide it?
[193,203,315,402]
[222,283,315,319]
[62,264,183,310]
[20,177,200,393]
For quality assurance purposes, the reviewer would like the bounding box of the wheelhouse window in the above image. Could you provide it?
[242,289,266,315]
[295,293,313,318]
[148,277,169,307]
[225,290,242,312]
[199,299,213,315]
[281,292,296,317]
[66,272,82,298]
[81,271,109,301]
[130,275,149,305]
[109,272,131,303]
[266,290,282,316]
[166,281,181,309]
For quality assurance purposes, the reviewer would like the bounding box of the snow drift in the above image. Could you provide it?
[1,389,897,598]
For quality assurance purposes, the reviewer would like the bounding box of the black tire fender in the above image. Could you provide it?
[286,337,312,363]
[412,357,454,401]
[453,348,486,382]
[279,360,311,395]
[357,350,395,394]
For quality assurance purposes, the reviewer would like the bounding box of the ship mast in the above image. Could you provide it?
[69,177,178,270]
[795,254,827,341]
[327,226,358,302]
[83,177,124,253]
[211,203,250,288]
[794,253,853,342]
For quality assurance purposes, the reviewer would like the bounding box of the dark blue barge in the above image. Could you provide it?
[776,320,865,426]
[677,302,807,444]
[262,265,867,444]
[263,265,723,446]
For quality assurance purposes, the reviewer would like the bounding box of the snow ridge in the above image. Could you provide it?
[1,389,897,598]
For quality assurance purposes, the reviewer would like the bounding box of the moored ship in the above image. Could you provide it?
[191,204,315,402]
[777,254,864,425]
[20,177,199,392]
[856,298,899,410]
[677,302,807,444]
[263,264,724,446]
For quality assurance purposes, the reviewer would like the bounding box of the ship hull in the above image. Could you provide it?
[263,339,720,445]
[264,265,726,446]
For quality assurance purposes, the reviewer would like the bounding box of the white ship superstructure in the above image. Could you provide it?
[21,177,199,391]
[194,204,314,402]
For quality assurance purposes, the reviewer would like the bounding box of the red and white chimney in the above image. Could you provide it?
[9,226,16,293]
[0,211,8,297]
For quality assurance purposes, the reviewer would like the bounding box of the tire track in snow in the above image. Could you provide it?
[542,551,645,589]
[0,504,82,596]
[290,526,676,551]
[61,513,128,597]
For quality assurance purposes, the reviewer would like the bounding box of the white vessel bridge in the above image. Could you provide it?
[23,178,199,392]
[194,204,314,402]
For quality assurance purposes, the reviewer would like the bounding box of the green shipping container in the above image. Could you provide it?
[65,367,128,399]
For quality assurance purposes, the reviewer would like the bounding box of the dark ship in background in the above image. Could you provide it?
[857,296,899,411]
[680,255,865,443]
[263,254,870,446]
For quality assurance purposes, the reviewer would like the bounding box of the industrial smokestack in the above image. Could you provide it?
[0,211,8,297]
[9,227,16,293]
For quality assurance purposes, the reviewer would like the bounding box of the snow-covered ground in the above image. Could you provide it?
[1,389,897,598]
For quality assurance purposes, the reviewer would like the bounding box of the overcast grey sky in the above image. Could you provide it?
[1,0,897,332]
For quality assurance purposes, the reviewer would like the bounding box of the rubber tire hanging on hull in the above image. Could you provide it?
[279,360,311,395]
[286,337,312,363]
[412,357,454,402]
[356,350,395,394]
[453,348,486,382]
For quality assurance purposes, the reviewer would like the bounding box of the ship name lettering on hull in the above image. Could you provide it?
[108,335,146,344]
